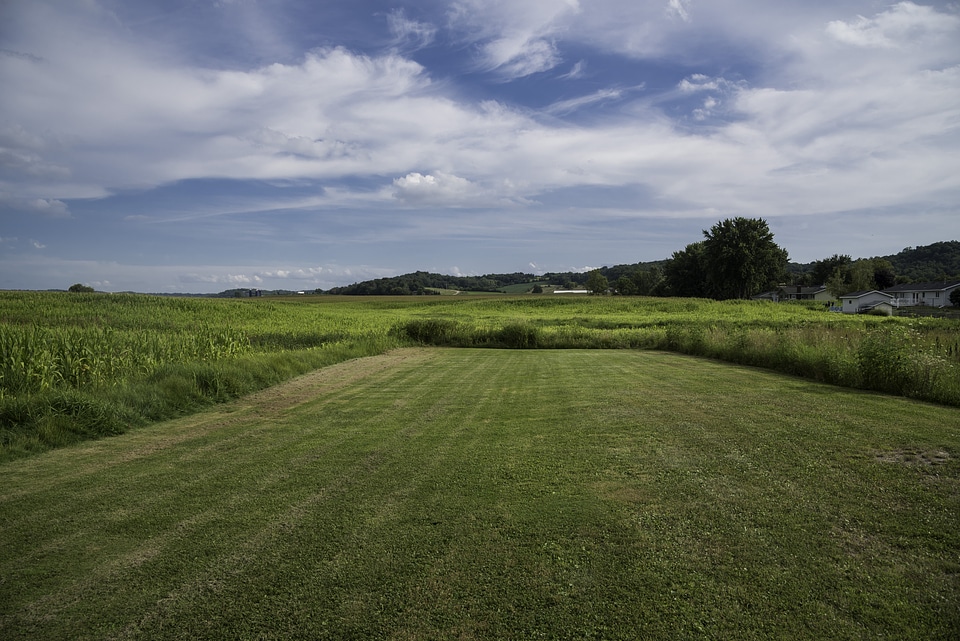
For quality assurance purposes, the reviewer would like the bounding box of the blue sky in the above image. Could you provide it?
[1,0,958,293]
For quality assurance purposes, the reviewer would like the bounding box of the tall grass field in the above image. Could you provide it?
[1,349,957,639]
[2,291,958,460]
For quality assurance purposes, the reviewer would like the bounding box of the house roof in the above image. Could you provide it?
[884,280,960,293]
[842,290,893,299]
[778,285,827,294]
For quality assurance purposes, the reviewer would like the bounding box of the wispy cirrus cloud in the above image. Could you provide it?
[545,88,626,115]
[447,0,581,78]
[387,9,437,50]
[826,1,960,49]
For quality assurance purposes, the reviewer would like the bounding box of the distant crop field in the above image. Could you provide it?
[2,291,959,460]
[1,349,957,640]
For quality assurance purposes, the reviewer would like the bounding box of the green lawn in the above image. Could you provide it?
[1,349,958,640]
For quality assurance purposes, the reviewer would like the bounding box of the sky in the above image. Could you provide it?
[1,0,958,293]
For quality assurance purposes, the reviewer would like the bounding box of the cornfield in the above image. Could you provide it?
[0,325,249,395]
[2,290,958,461]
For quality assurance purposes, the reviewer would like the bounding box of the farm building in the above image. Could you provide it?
[882,280,960,308]
[840,290,895,314]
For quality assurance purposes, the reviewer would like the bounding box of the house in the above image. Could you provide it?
[882,280,960,308]
[840,290,895,314]
[751,290,780,302]
[751,284,832,303]
[779,284,832,302]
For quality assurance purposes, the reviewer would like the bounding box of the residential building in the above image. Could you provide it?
[840,290,895,314]
[883,280,960,308]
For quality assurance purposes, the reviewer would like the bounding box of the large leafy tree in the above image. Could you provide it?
[663,242,710,297]
[586,270,609,295]
[701,217,788,299]
[810,254,852,286]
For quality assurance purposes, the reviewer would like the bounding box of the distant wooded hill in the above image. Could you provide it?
[314,241,960,296]
[886,241,960,282]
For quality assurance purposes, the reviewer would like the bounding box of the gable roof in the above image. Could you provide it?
[884,280,960,293]
[778,285,827,295]
[842,290,893,299]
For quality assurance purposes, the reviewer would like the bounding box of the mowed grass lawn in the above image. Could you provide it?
[1,349,958,640]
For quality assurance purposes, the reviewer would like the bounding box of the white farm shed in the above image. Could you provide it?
[841,290,894,314]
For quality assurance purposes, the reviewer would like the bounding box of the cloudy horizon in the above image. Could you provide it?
[2,0,958,293]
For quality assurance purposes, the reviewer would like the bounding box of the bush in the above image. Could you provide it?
[395,319,467,345]
[496,323,541,349]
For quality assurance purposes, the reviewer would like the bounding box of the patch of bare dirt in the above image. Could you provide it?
[874,448,951,467]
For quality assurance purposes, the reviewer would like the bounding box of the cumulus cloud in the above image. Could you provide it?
[179,273,263,285]
[0,192,71,217]
[178,264,398,290]
[678,74,724,93]
[392,172,483,206]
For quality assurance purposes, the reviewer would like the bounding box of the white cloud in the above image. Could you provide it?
[31,240,46,249]
[447,0,581,78]
[483,36,561,79]
[559,60,586,79]
[387,9,437,50]
[545,88,625,115]
[392,172,484,206]
[0,192,71,217]
[826,2,960,49]
[678,74,721,93]
[666,0,691,22]
[28,199,69,217]
[1,0,958,271]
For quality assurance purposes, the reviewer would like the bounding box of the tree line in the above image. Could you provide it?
[320,221,960,300]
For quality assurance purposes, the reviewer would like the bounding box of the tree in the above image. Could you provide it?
[846,260,876,293]
[826,267,849,300]
[68,283,94,293]
[615,275,637,296]
[663,242,709,297]
[951,288,960,307]
[531,284,544,294]
[871,258,897,290]
[701,217,788,299]
[632,268,664,296]
[586,270,609,295]
[810,254,851,286]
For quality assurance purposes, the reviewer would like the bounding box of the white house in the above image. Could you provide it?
[883,280,960,308]
[840,290,895,314]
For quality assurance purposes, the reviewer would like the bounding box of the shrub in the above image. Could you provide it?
[496,323,541,349]
[395,319,466,345]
